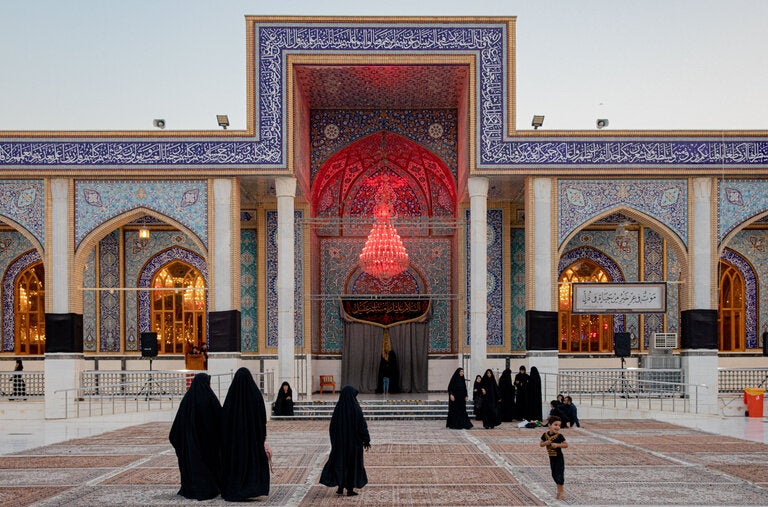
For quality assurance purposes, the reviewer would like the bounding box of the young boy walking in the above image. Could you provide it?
[540,415,568,500]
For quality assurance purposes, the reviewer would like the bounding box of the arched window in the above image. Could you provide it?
[558,260,613,353]
[719,260,745,352]
[151,261,206,354]
[15,262,45,354]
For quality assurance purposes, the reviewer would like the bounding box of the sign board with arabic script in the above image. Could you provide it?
[572,283,666,314]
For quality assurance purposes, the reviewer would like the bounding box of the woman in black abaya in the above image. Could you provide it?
[446,367,473,429]
[320,385,371,497]
[498,368,515,422]
[527,366,543,422]
[220,367,270,501]
[472,375,483,420]
[273,381,294,416]
[513,365,530,420]
[169,372,222,501]
[480,369,501,429]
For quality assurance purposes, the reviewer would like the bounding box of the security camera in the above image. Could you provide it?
[153,119,166,129]
[596,119,609,129]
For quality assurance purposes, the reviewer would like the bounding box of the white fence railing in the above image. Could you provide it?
[0,371,44,399]
[542,368,706,414]
[717,368,768,393]
[53,369,274,419]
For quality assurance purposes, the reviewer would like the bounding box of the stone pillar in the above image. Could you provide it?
[208,178,241,377]
[45,179,84,419]
[468,177,488,378]
[525,177,558,405]
[276,177,296,388]
[680,178,718,415]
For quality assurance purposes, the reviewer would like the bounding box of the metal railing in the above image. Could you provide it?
[0,371,44,398]
[718,367,768,393]
[54,369,274,418]
[543,369,705,414]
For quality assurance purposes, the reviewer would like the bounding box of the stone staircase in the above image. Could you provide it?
[272,398,449,420]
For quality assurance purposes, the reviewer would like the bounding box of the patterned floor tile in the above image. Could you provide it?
[367,465,515,485]
[0,455,139,469]
[299,484,544,506]
[0,486,72,507]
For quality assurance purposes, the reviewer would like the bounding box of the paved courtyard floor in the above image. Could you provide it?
[1,415,767,506]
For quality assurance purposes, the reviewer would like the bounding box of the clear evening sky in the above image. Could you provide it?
[1,0,766,131]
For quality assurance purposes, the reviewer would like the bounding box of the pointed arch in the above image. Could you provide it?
[70,207,208,313]
[559,246,625,336]
[559,205,690,310]
[719,208,768,255]
[2,249,42,352]
[312,131,456,235]
[137,247,208,337]
[720,248,758,348]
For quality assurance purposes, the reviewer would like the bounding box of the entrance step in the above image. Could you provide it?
[272,398,449,420]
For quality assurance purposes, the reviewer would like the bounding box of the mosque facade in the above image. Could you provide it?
[1,16,767,416]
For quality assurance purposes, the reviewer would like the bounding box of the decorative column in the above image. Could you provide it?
[276,177,296,389]
[468,177,488,378]
[44,178,84,419]
[524,177,559,403]
[680,177,718,415]
[207,178,241,376]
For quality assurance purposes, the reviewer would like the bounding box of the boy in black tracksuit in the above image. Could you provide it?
[540,415,568,500]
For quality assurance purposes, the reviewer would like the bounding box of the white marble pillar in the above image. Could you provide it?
[276,177,296,388]
[532,178,553,312]
[212,178,234,312]
[527,178,558,391]
[50,179,70,314]
[45,179,82,419]
[207,178,241,378]
[691,178,714,309]
[468,177,488,378]
[685,177,718,414]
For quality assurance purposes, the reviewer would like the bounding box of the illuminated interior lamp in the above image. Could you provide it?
[138,227,150,239]
[358,133,409,281]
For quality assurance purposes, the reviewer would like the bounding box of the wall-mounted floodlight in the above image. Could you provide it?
[153,119,166,129]
[531,115,545,129]
[217,115,230,129]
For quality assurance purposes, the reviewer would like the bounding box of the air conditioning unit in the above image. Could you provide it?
[653,332,678,349]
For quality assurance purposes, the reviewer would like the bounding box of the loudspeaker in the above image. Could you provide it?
[140,332,158,357]
[525,310,558,350]
[613,332,631,357]
[209,310,241,352]
[45,313,83,353]
[596,118,609,129]
[680,309,718,349]
[762,332,768,356]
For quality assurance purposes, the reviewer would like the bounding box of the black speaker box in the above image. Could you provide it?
[525,310,558,350]
[140,332,158,357]
[45,313,83,353]
[762,332,768,356]
[613,332,631,357]
[680,309,718,349]
[209,310,241,352]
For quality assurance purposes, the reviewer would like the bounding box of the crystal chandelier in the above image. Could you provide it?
[359,135,409,280]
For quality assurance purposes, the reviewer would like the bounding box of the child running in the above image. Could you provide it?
[539,415,568,500]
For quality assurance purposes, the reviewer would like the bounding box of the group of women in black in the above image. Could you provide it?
[171,372,371,501]
[169,368,271,501]
[447,365,543,430]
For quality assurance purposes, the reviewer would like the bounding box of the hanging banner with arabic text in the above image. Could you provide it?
[572,283,666,314]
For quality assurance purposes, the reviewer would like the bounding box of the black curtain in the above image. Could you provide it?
[341,321,429,393]
[388,322,428,393]
[341,322,383,393]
